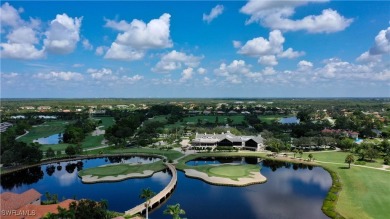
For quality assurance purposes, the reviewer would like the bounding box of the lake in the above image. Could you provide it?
[0,156,331,219]
[33,133,63,144]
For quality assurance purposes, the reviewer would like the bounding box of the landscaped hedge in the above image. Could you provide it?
[321,167,345,219]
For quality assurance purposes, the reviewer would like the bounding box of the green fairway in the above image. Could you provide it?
[94,117,115,130]
[78,160,166,178]
[297,151,390,219]
[18,120,70,143]
[207,165,260,179]
[321,163,390,219]
[38,134,104,152]
[301,151,385,168]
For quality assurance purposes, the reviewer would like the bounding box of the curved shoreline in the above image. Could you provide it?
[182,168,267,186]
[80,170,155,183]
[0,153,165,175]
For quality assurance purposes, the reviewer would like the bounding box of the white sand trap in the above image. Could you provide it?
[183,169,266,186]
[80,170,154,183]
[92,126,105,136]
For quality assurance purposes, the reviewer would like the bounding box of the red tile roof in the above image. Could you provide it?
[1,199,75,219]
[1,189,41,211]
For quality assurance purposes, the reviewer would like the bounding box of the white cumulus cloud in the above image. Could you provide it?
[87,68,113,79]
[357,27,390,62]
[258,55,278,66]
[104,13,172,61]
[34,71,84,81]
[297,60,314,71]
[0,3,44,59]
[82,39,93,50]
[203,5,224,23]
[197,67,207,74]
[180,67,194,82]
[236,30,304,66]
[240,0,352,33]
[104,42,145,61]
[44,14,82,54]
[152,50,203,73]
[0,2,23,27]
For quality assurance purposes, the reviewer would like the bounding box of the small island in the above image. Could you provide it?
[183,164,267,186]
[78,161,166,183]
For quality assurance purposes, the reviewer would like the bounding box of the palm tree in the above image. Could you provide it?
[345,154,355,169]
[293,149,298,158]
[308,153,313,161]
[163,203,186,219]
[139,188,155,219]
[298,149,303,158]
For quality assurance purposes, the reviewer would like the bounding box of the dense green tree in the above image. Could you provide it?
[308,153,313,161]
[65,145,76,156]
[380,139,390,156]
[297,109,314,122]
[365,147,379,161]
[266,138,285,152]
[338,138,356,151]
[384,156,390,165]
[293,149,298,158]
[46,147,55,158]
[70,199,109,219]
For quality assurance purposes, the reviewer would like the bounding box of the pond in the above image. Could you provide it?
[33,133,63,144]
[0,156,331,219]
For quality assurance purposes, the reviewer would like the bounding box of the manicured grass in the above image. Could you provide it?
[206,164,260,180]
[298,151,390,219]
[321,163,390,219]
[146,115,168,123]
[81,135,105,148]
[78,160,166,178]
[18,120,71,143]
[301,151,385,168]
[39,135,104,152]
[39,143,71,152]
[94,117,115,130]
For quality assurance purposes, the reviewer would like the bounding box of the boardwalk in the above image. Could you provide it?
[125,163,177,216]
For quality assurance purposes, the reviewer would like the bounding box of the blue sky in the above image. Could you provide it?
[1,1,389,98]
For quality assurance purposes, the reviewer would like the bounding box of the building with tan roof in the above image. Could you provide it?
[191,131,264,151]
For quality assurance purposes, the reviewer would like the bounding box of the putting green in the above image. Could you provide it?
[209,165,251,177]
[78,161,166,178]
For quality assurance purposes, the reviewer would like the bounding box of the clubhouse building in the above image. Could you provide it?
[191,131,264,151]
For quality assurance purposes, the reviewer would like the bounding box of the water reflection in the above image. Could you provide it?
[0,166,44,190]
[1,156,331,218]
[0,157,168,212]
[154,157,331,219]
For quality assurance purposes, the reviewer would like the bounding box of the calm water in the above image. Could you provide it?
[33,133,63,144]
[0,157,331,219]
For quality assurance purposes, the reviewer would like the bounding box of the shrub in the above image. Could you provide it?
[384,156,390,165]
[354,161,366,165]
